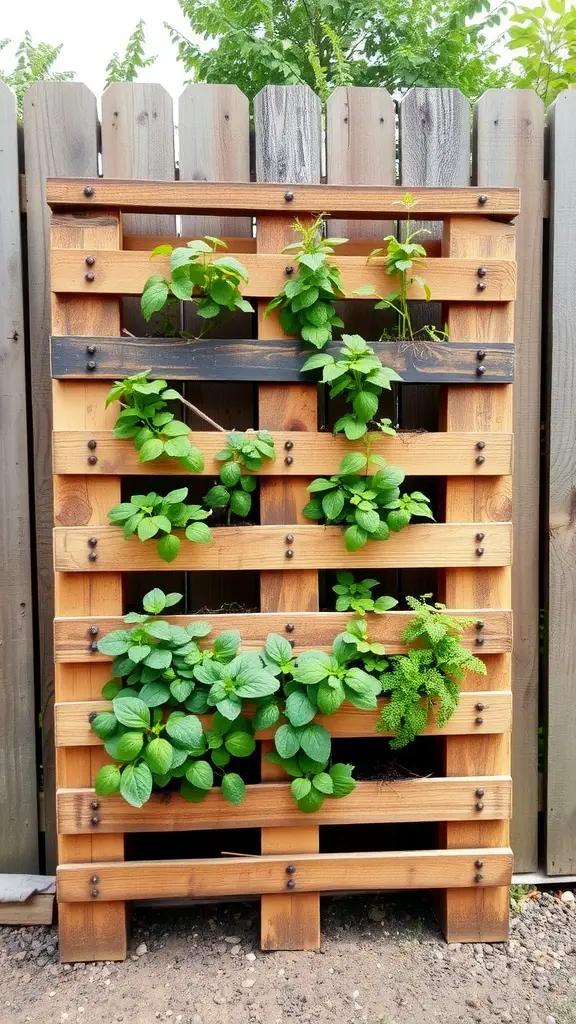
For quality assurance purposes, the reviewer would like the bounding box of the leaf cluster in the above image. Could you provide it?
[105,19,156,88]
[266,752,356,812]
[141,237,252,331]
[508,0,576,105]
[107,488,212,563]
[332,571,398,616]
[106,373,204,473]
[204,431,276,523]
[302,334,401,439]
[265,214,346,349]
[303,452,433,550]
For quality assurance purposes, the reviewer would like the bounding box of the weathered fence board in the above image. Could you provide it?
[0,82,38,873]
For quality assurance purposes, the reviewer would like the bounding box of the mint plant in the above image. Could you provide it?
[265,213,346,348]
[332,572,398,616]
[141,236,253,335]
[205,430,276,523]
[303,453,433,551]
[265,752,356,812]
[107,488,212,563]
[106,373,204,472]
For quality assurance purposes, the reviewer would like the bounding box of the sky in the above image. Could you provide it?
[1,0,196,99]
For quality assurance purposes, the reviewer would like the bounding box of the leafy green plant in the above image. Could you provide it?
[265,751,356,811]
[507,0,576,105]
[204,430,276,523]
[0,32,74,117]
[141,237,252,335]
[332,571,398,616]
[107,488,212,563]
[303,452,433,551]
[265,214,346,349]
[291,633,383,714]
[105,19,156,87]
[376,595,486,748]
[302,334,401,439]
[106,373,205,473]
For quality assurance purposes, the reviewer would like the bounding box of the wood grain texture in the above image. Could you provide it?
[50,337,515,383]
[56,777,512,834]
[547,90,576,875]
[254,83,322,951]
[23,81,100,873]
[440,215,514,943]
[47,179,521,219]
[58,848,513,903]
[54,691,513,747]
[122,235,442,256]
[476,89,544,874]
[0,83,38,872]
[53,522,512,572]
[0,894,54,926]
[53,429,514,477]
[50,250,517,301]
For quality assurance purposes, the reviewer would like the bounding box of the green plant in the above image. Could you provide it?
[141,237,252,335]
[508,0,576,105]
[0,32,74,117]
[105,20,156,87]
[265,214,346,349]
[106,373,205,473]
[376,595,486,748]
[265,752,356,811]
[303,452,433,551]
[204,430,276,523]
[332,571,398,615]
[107,488,212,563]
[302,334,401,439]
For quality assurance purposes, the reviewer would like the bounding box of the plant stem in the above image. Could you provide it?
[177,395,227,433]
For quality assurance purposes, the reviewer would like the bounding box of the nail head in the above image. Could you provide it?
[285,265,294,275]
[475,717,484,726]
[86,346,96,356]
[476,440,486,450]
[476,532,485,541]
[86,360,97,371]
[85,256,96,266]
[286,879,296,889]
[475,789,485,798]
[88,552,98,562]
[477,266,488,277]
[88,537,98,547]
[285,456,294,465]
[476,802,484,811]
[87,455,98,465]
[478,194,488,205]
[475,703,485,712]
[285,534,295,544]
[90,801,99,810]
[83,185,94,197]
[475,859,484,869]
[284,191,294,202]
[90,875,99,884]
[474,873,484,883]
[85,272,95,282]
[91,888,100,897]
[476,365,486,376]
[477,280,487,291]
[91,815,100,825]
[87,438,97,449]
[89,642,98,653]
[285,623,294,633]
[286,864,296,874]
[284,440,294,450]
[475,636,485,645]
[475,620,485,629]
[476,350,486,361]
[285,550,294,559]
[475,455,486,465]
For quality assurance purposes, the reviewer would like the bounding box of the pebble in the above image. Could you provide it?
[368,908,385,922]
[242,978,255,989]
[225,936,241,944]
[135,943,148,956]
[561,891,575,904]
[230,945,241,955]
[245,953,256,962]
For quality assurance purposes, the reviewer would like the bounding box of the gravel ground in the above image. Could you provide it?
[1,889,576,1024]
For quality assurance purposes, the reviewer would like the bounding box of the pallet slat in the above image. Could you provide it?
[46,179,521,219]
[53,429,514,477]
[57,777,512,833]
[54,692,512,747]
[51,337,515,384]
[53,523,512,572]
[57,847,514,902]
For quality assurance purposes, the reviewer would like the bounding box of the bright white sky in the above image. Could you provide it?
[1,0,196,99]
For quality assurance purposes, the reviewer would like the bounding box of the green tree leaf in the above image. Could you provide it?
[94,763,121,796]
[222,773,246,805]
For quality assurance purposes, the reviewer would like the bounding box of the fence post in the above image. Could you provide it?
[547,90,576,875]
[0,82,38,873]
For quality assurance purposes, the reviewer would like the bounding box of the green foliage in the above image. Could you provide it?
[302,334,401,439]
[164,0,510,102]
[0,32,74,116]
[266,752,356,811]
[206,430,276,523]
[376,595,486,748]
[105,20,156,88]
[507,0,576,105]
[106,373,205,473]
[107,489,212,563]
[265,215,346,349]
[303,452,433,550]
[332,571,398,616]
[141,237,252,335]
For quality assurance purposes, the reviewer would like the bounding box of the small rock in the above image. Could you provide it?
[466,999,479,1009]
[14,952,26,962]
[368,908,385,923]
[192,1016,203,1024]
[225,936,241,944]
[242,978,255,989]
[561,891,575,905]
[245,953,256,962]
[213,994,225,1005]
[351,990,360,1000]
[230,945,241,955]
[135,943,147,956]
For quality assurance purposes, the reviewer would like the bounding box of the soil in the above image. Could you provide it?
[1,889,576,1024]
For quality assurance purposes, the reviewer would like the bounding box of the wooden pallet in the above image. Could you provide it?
[50,179,517,961]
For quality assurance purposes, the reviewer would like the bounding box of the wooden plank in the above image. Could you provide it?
[54,692,513,747]
[53,429,514,478]
[254,83,322,952]
[440,214,514,942]
[54,609,512,661]
[50,250,517,301]
[54,522,513,572]
[23,81,101,873]
[57,848,514,903]
[0,82,38,872]
[51,209,127,962]
[547,90,576,875]
[50,337,515,384]
[476,89,544,875]
[56,777,512,834]
[0,894,54,926]
[46,179,521,218]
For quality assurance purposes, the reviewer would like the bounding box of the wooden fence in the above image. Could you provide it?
[2,76,574,893]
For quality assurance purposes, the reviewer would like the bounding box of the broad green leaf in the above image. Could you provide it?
[144,647,173,670]
[120,763,153,807]
[94,763,121,796]
[157,533,180,563]
[138,681,171,707]
[229,489,251,518]
[220,461,242,488]
[166,713,203,750]
[144,737,174,775]
[90,711,118,740]
[139,438,165,463]
[274,723,302,759]
[222,773,246,804]
[297,787,325,813]
[264,633,292,665]
[300,723,331,763]
[112,696,150,730]
[185,759,214,790]
[322,489,345,520]
[339,452,368,475]
[141,277,169,320]
[291,777,312,801]
[97,631,132,656]
[344,524,368,551]
[312,772,334,794]
[253,701,280,731]
[185,521,213,544]
[114,730,144,762]
[225,730,256,757]
[284,690,317,727]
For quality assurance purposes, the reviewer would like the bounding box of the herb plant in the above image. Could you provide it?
[302,334,401,439]
[265,752,356,812]
[107,488,212,563]
[376,595,486,748]
[141,236,253,334]
[106,373,204,473]
[265,213,346,349]
[303,453,433,551]
[332,571,398,616]
[204,430,276,523]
